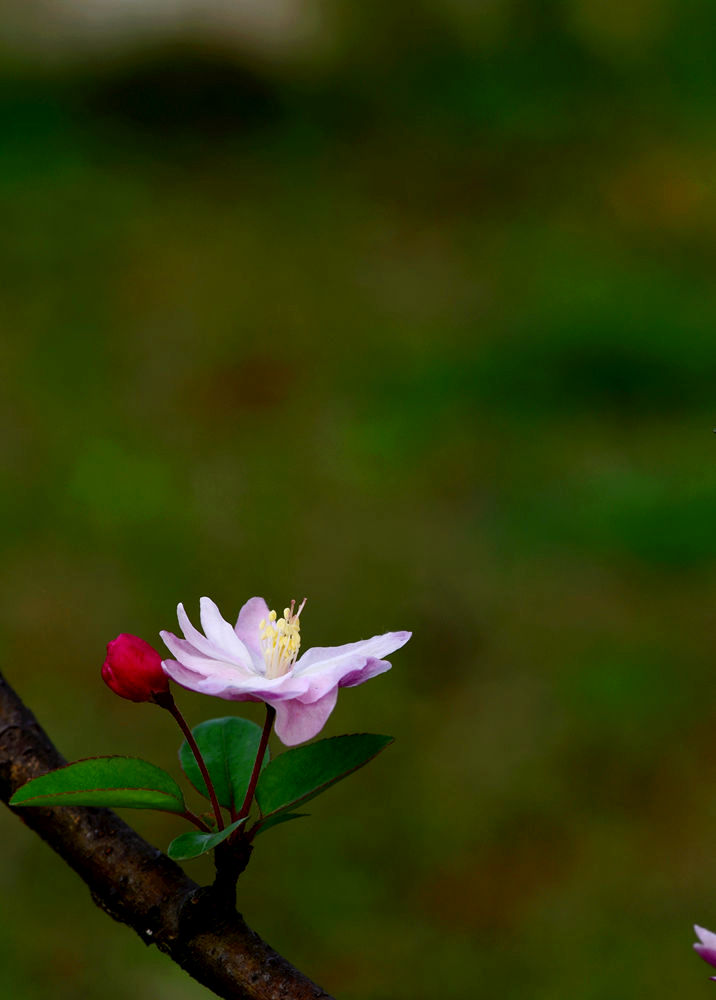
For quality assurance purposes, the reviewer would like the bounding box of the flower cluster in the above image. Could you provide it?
[13,590,410,869]
[104,595,410,746]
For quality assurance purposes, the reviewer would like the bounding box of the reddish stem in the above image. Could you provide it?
[182,809,211,832]
[235,704,275,826]
[155,692,225,831]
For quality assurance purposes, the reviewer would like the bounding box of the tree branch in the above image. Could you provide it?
[0,670,333,1000]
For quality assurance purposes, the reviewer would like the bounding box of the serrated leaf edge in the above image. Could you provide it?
[10,755,184,809]
[12,787,183,806]
[253,812,309,836]
[256,733,394,821]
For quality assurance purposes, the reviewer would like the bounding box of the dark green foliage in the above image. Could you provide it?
[179,717,268,812]
[167,817,247,861]
[255,735,393,826]
[10,757,185,813]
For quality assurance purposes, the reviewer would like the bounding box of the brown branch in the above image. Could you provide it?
[0,670,334,1000]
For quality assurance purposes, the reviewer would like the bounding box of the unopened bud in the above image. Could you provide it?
[102,633,169,703]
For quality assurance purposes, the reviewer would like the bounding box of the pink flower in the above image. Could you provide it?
[102,633,170,703]
[160,596,410,745]
[694,926,716,980]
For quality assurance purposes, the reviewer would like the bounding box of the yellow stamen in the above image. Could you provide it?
[260,598,307,678]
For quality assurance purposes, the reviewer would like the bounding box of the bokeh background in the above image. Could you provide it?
[2,1,716,997]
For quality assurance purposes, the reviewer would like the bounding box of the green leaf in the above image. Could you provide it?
[9,757,185,814]
[256,734,393,821]
[253,812,308,836]
[167,817,247,860]
[178,716,269,812]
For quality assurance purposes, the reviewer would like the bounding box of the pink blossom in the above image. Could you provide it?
[694,926,716,980]
[160,596,410,745]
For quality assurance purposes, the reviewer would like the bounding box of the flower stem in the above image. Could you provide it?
[182,809,212,832]
[154,691,225,831]
[236,704,275,824]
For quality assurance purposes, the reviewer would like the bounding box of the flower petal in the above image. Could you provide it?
[161,643,308,699]
[696,926,716,949]
[235,596,270,670]
[199,597,252,664]
[176,603,225,659]
[163,657,266,698]
[161,657,213,688]
[160,630,252,678]
[273,688,339,746]
[295,631,411,675]
[338,656,393,688]
[695,926,716,970]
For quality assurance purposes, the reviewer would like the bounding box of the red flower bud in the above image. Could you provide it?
[102,633,169,703]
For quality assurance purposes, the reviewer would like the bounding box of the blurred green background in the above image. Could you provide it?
[2,1,716,997]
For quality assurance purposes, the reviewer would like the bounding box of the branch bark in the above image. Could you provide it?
[0,670,334,1000]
